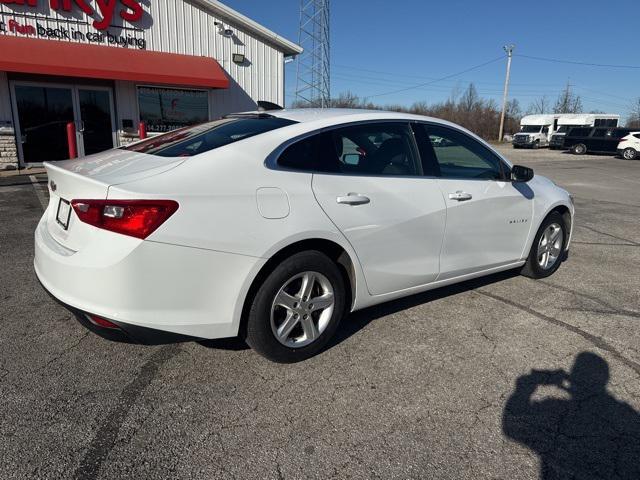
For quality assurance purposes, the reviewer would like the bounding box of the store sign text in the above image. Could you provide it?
[0,18,147,47]
[0,0,143,30]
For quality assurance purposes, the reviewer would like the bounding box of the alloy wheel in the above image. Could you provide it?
[623,148,636,160]
[537,223,563,270]
[270,271,335,348]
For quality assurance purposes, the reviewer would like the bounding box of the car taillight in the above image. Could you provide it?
[71,199,178,239]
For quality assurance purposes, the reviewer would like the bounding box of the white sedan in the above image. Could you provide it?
[35,109,574,362]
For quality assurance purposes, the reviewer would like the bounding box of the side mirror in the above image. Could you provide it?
[511,165,534,182]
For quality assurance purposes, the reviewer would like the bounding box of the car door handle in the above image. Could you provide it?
[336,193,370,206]
[448,191,473,201]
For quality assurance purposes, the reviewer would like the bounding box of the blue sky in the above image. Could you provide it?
[224,0,640,117]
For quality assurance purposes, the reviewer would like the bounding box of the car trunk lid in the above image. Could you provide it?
[43,149,184,251]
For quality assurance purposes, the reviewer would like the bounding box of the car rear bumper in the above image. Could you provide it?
[34,214,264,340]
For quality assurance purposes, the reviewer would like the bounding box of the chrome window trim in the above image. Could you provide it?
[265,118,513,181]
[264,119,432,179]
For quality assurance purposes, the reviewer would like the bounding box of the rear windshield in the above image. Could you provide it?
[123,116,297,157]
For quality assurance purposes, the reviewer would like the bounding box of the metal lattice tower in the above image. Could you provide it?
[295,0,330,107]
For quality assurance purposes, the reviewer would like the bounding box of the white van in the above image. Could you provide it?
[549,114,619,149]
[512,115,558,149]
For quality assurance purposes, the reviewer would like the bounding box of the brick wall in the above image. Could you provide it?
[0,129,18,170]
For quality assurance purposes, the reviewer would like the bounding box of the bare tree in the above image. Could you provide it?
[626,98,640,128]
[527,96,551,115]
[554,83,583,114]
[458,83,481,112]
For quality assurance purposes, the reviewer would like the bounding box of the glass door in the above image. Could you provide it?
[12,85,75,163]
[11,82,116,165]
[77,88,116,157]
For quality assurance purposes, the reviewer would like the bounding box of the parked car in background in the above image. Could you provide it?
[617,132,640,160]
[563,126,632,155]
[549,114,619,150]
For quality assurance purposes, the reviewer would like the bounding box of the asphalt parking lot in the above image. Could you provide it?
[1,146,639,480]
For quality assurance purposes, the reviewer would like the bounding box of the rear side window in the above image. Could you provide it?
[612,129,630,139]
[278,122,421,176]
[123,116,296,157]
[567,128,590,137]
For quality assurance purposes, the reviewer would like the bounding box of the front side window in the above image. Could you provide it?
[138,87,209,133]
[591,129,607,137]
[277,123,420,176]
[422,124,505,180]
[124,116,296,157]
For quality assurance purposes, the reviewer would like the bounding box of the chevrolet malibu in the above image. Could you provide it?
[35,109,574,362]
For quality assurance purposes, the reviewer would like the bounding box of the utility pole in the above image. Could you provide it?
[498,44,515,142]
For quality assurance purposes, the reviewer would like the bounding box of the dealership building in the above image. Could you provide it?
[0,0,302,169]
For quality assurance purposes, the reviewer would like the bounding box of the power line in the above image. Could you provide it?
[332,63,563,88]
[517,54,640,70]
[363,55,506,99]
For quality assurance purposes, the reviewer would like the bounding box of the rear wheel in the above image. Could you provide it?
[521,212,567,279]
[571,143,587,155]
[245,251,346,363]
[622,147,637,160]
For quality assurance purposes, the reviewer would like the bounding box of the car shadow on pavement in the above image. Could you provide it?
[199,269,522,353]
[327,268,521,350]
[503,352,640,479]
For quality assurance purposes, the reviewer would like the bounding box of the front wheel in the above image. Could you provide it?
[622,147,637,160]
[521,212,567,279]
[245,251,346,363]
[571,143,587,155]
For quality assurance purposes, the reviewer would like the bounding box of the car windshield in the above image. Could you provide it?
[520,126,541,133]
[123,116,297,157]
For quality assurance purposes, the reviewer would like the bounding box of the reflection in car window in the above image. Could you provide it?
[123,116,297,157]
[423,124,504,180]
[278,123,420,176]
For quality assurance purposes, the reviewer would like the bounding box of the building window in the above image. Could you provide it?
[137,86,209,133]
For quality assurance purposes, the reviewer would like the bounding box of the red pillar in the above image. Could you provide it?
[66,122,77,159]
[139,122,147,139]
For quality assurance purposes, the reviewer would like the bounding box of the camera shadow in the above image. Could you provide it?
[503,352,640,479]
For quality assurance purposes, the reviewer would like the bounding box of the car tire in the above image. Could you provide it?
[513,145,520,149]
[245,250,346,363]
[622,147,637,160]
[521,211,567,279]
[571,143,587,155]
[532,141,540,149]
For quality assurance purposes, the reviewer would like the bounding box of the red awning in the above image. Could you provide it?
[0,36,229,89]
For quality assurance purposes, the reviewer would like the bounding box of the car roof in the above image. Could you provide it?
[236,108,441,125]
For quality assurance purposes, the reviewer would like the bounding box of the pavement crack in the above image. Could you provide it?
[577,224,640,246]
[476,290,640,378]
[73,345,181,480]
[39,331,91,372]
[539,281,640,320]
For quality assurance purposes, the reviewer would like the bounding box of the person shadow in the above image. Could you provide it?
[502,352,640,479]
